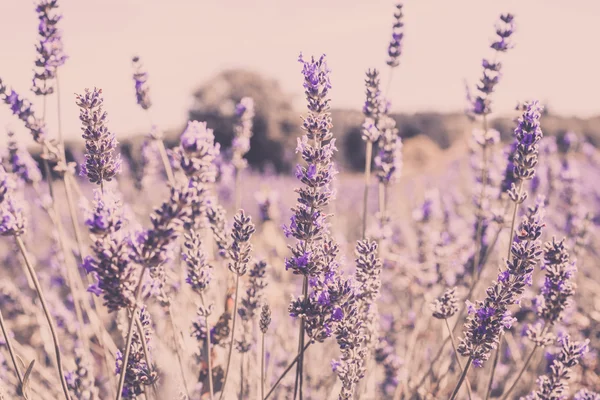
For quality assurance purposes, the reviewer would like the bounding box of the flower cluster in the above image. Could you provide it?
[206,201,230,257]
[228,210,255,276]
[131,182,194,282]
[575,389,600,400]
[466,13,514,117]
[260,304,271,334]
[524,335,589,400]
[182,229,213,294]
[374,115,402,185]
[239,260,268,321]
[76,88,122,185]
[289,275,354,343]
[115,307,158,399]
[0,82,47,143]
[458,200,544,367]
[5,132,42,185]
[82,191,136,312]
[255,187,279,223]
[66,345,99,400]
[31,0,68,96]
[284,54,338,278]
[374,332,402,396]
[361,69,382,143]
[386,4,404,68]
[231,97,255,170]
[534,238,576,325]
[176,121,220,182]
[0,168,26,237]
[132,56,151,110]
[431,287,458,320]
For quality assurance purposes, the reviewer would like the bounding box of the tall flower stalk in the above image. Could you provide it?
[219,210,255,400]
[468,13,515,281]
[500,237,577,399]
[384,3,404,95]
[231,97,255,210]
[360,70,382,238]
[284,53,337,399]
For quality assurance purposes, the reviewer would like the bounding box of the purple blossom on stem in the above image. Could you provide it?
[0,81,47,143]
[76,88,122,185]
[183,229,212,294]
[457,201,544,366]
[32,0,68,96]
[231,97,255,170]
[132,56,151,110]
[524,336,589,400]
[6,131,42,185]
[374,115,402,185]
[386,4,404,68]
[0,168,26,237]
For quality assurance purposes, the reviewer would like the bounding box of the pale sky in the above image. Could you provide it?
[0,0,599,143]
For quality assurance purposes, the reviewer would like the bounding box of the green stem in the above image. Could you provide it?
[449,357,472,400]
[445,319,472,400]
[263,341,311,400]
[218,273,240,400]
[166,306,190,399]
[156,140,175,186]
[234,167,242,211]
[15,236,71,400]
[294,276,308,400]
[485,337,503,400]
[362,141,373,239]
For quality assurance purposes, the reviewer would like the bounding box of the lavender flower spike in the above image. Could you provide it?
[374,114,403,185]
[32,0,68,96]
[76,88,122,185]
[6,131,43,185]
[523,336,589,400]
[231,97,255,170]
[386,4,404,68]
[132,56,151,110]
[0,80,48,143]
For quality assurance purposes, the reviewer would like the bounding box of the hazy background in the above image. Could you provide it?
[1,0,599,173]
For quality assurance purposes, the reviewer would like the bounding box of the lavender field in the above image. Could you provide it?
[1,1,599,399]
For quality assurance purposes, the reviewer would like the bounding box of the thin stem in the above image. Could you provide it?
[264,341,312,400]
[116,267,148,400]
[218,273,240,400]
[449,357,472,400]
[473,141,488,281]
[500,345,538,400]
[156,140,175,186]
[445,319,473,400]
[501,326,549,400]
[485,337,503,400]
[15,236,71,400]
[239,353,245,400]
[507,181,524,260]
[166,306,190,399]
[294,276,308,400]
[134,315,157,399]
[0,308,26,398]
[384,69,394,99]
[261,332,266,400]
[362,141,373,239]
[200,294,214,400]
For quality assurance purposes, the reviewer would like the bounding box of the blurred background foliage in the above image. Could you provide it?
[55,69,600,176]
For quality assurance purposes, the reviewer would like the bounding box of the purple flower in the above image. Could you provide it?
[132,56,151,110]
[231,97,255,170]
[386,4,404,68]
[76,88,122,185]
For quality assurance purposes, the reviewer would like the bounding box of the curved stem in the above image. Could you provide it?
[362,141,373,239]
[449,357,472,400]
[15,236,71,400]
[0,308,26,398]
[445,319,472,400]
[264,341,311,400]
[218,273,240,400]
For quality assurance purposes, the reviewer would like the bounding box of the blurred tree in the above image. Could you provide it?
[188,69,298,172]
